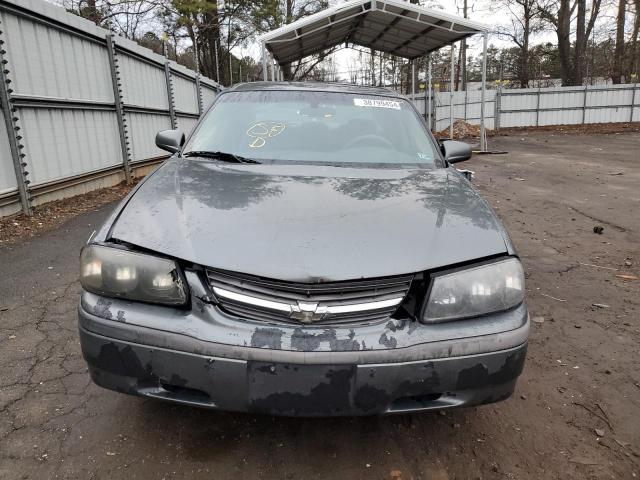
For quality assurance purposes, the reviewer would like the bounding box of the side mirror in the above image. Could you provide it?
[441,140,472,164]
[156,129,185,154]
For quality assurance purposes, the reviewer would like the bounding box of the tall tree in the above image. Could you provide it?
[456,0,468,91]
[612,0,627,83]
[539,0,602,85]
[170,1,222,81]
[169,0,261,85]
[495,0,542,88]
[62,0,162,38]
[86,0,99,23]
[630,0,640,78]
[539,0,574,85]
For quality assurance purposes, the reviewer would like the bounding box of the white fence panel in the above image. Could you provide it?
[201,85,219,109]
[0,115,16,194]
[451,91,468,123]
[429,90,495,131]
[539,108,583,126]
[500,110,536,128]
[589,86,633,107]
[19,108,122,184]
[500,91,538,111]
[0,10,112,102]
[127,112,172,162]
[412,84,639,131]
[585,106,632,123]
[585,86,634,123]
[172,74,199,115]
[541,92,574,111]
[117,52,169,110]
[176,115,199,137]
[499,89,535,128]
[465,90,495,129]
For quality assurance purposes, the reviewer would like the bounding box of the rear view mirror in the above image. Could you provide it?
[441,140,472,164]
[156,129,185,154]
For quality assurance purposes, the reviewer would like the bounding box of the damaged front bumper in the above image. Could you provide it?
[78,283,529,416]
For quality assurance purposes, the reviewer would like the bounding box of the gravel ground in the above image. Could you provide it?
[0,131,638,479]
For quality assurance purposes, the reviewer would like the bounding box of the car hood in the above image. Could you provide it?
[109,159,508,282]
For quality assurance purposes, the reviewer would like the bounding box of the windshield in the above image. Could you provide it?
[184,90,441,167]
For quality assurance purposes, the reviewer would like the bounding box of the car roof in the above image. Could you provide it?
[225,81,406,99]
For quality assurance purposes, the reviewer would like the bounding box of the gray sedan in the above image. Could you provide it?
[78,82,528,416]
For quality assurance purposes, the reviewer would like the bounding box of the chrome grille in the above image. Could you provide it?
[206,269,413,326]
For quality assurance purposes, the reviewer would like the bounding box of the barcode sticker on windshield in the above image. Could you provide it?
[353,98,401,110]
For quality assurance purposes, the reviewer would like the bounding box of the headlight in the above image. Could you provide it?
[80,245,187,305]
[422,257,524,323]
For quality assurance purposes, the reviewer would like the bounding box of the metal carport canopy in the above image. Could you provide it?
[259,0,488,64]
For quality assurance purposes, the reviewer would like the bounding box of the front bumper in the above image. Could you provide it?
[80,323,526,416]
[78,289,529,416]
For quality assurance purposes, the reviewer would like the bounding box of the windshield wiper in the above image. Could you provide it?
[182,150,261,164]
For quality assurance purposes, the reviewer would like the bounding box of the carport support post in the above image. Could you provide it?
[411,60,416,99]
[582,85,588,124]
[631,83,638,122]
[480,31,488,151]
[426,54,432,126]
[214,40,220,84]
[261,43,268,81]
[494,84,501,132]
[450,43,455,140]
[535,86,541,126]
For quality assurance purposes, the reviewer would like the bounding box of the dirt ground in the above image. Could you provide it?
[0,180,139,246]
[0,131,638,479]
[434,120,640,141]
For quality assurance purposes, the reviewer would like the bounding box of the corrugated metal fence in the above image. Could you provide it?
[0,0,221,217]
[409,83,639,133]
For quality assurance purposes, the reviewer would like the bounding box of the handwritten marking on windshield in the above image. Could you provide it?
[246,121,286,148]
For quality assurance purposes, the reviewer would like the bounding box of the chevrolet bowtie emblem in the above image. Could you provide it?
[290,301,327,323]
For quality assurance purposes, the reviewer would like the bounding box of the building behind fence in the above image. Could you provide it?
[0,0,221,217]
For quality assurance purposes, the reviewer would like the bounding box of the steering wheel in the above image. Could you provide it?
[343,134,394,150]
